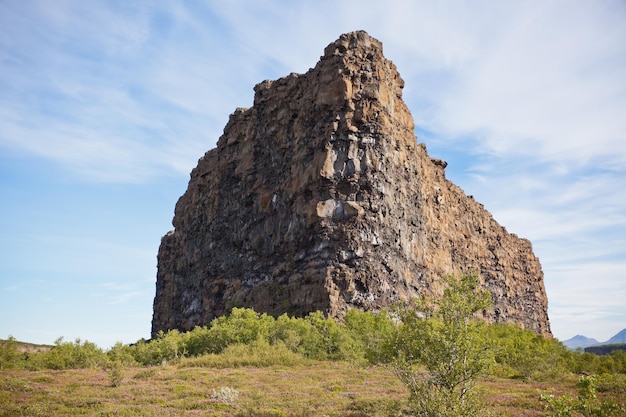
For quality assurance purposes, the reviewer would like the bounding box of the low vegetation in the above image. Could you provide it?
[384,273,492,416]
[585,344,626,355]
[2,273,625,416]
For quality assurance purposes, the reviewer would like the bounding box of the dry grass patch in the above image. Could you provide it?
[0,362,598,417]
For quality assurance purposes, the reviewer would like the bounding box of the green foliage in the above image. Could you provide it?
[0,336,23,370]
[386,272,492,417]
[594,372,626,394]
[485,323,570,380]
[102,307,384,367]
[566,347,626,376]
[2,303,622,417]
[343,308,395,363]
[204,308,275,354]
[541,375,626,417]
[179,339,307,368]
[268,313,314,354]
[24,337,106,370]
[585,343,626,356]
[129,330,183,366]
[105,341,138,367]
[300,311,349,360]
[3,297,626,397]
[106,360,124,387]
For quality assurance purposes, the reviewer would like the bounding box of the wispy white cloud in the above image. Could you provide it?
[416,2,626,167]
[88,280,152,305]
[0,1,218,183]
[3,1,624,178]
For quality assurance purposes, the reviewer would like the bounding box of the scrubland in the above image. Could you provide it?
[2,275,625,416]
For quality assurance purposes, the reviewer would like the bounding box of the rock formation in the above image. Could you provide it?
[152,31,551,337]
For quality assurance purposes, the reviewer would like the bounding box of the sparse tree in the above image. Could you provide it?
[387,272,492,417]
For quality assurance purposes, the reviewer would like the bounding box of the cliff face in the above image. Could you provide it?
[152,31,551,337]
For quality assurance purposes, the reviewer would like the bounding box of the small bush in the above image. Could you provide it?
[133,368,158,380]
[0,336,23,370]
[25,337,106,370]
[1,376,32,392]
[106,360,124,387]
[106,342,138,366]
[179,339,307,368]
[211,386,239,403]
[595,372,626,394]
[485,323,570,380]
[385,273,492,417]
[343,309,395,364]
[541,375,626,417]
[205,308,275,354]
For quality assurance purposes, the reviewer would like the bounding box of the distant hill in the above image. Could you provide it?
[604,328,626,345]
[562,328,626,350]
[0,338,52,353]
[562,335,599,350]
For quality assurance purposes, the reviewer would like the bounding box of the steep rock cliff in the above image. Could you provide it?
[152,31,551,336]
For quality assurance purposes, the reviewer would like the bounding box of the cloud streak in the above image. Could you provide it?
[0,1,222,183]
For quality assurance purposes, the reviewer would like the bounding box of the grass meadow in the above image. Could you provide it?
[2,292,625,416]
[0,361,591,416]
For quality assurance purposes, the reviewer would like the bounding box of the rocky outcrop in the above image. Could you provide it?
[152,31,551,337]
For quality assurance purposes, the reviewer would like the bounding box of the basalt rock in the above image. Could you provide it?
[152,31,551,337]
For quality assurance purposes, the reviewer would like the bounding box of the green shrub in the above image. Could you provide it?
[25,337,106,370]
[179,339,307,368]
[594,372,626,394]
[180,325,213,356]
[385,273,492,417]
[485,323,570,380]
[300,311,349,360]
[106,360,124,387]
[106,342,138,366]
[204,308,275,354]
[269,313,314,355]
[541,375,626,417]
[0,336,23,370]
[564,346,626,376]
[130,330,185,366]
[343,308,395,364]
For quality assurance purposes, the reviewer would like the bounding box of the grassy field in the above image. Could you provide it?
[1,361,585,417]
[3,301,624,416]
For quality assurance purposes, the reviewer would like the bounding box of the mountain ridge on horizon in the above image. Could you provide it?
[562,328,626,349]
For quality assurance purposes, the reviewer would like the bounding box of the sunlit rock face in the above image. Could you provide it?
[151,31,551,337]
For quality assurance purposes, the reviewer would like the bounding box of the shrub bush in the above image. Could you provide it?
[130,330,185,366]
[204,308,275,354]
[106,342,138,366]
[343,308,395,364]
[541,375,626,417]
[0,336,23,370]
[179,339,307,368]
[485,323,570,380]
[385,273,492,417]
[25,337,106,370]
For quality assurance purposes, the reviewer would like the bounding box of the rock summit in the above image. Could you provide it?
[152,31,551,337]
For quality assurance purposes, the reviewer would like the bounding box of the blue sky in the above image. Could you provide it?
[1,1,625,349]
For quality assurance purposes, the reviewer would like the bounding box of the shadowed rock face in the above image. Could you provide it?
[152,31,551,337]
